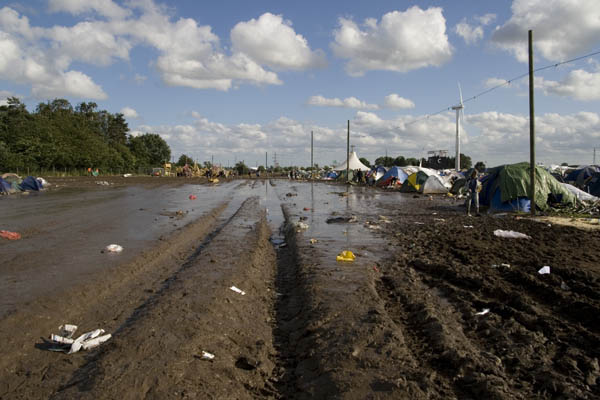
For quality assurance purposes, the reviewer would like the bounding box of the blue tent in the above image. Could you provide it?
[19,176,43,191]
[0,177,11,194]
[566,165,600,187]
[376,167,409,187]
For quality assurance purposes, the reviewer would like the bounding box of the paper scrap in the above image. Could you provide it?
[493,229,531,239]
[538,266,550,275]
[230,286,246,295]
[105,244,123,253]
[201,351,215,360]
[475,308,490,316]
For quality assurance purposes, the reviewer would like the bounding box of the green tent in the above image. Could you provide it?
[483,162,576,210]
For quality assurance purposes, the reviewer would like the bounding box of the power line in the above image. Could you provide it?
[359,48,600,136]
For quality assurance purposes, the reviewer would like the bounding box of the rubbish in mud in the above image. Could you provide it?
[45,324,111,354]
[230,286,246,295]
[434,218,445,222]
[303,207,310,211]
[326,215,357,224]
[123,173,132,177]
[96,181,110,186]
[463,225,474,228]
[501,263,511,268]
[189,194,197,200]
[538,266,551,274]
[295,221,309,230]
[278,243,288,248]
[494,229,531,239]
[310,238,318,244]
[336,250,356,262]
[373,266,379,272]
[104,244,123,253]
[378,215,391,223]
[201,351,215,360]
[285,192,297,197]
[414,222,425,225]
[476,308,490,316]
[561,282,570,291]
[0,230,21,240]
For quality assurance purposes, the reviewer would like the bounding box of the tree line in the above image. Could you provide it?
[0,98,171,174]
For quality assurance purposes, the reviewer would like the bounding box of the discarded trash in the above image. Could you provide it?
[201,351,215,360]
[501,263,511,268]
[309,238,318,244]
[414,222,425,225]
[189,194,197,200]
[295,221,309,230]
[104,244,123,253]
[278,243,288,248]
[434,218,445,222]
[0,230,21,240]
[123,173,132,177]
[336,250,356,262]
[493,229,531,239]
[476,308,490,316]
[303,207,310,211]
[96,181,110,186]
[230,286,246,295]
[538,266,551,274]
[463,225,474,228]
[372,265,379,272]
[45,324,111,354]
[378,215,391,223]
[326,216,357,224]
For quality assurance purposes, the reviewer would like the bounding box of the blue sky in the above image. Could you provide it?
[1,0,600,168]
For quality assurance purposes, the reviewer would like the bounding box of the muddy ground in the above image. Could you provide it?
[0,176,598,399]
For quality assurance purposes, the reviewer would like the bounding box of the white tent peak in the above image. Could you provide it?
[334,152,370,171]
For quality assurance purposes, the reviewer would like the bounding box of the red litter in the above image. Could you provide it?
[189,195,197,200]
[0,230,21,240]
[303,207,310,211]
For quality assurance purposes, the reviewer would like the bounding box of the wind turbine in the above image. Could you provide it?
[451,83,465,171]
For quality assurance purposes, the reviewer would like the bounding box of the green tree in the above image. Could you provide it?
[128,133,171,168]
[359,157,371,167]
[235,161,249,175]
[374,156,394,167]
[474,161,486,172]
[405,157,420,166]
[177,154,194,166]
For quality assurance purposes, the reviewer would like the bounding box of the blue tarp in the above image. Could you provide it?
[19,176,43,191]
[489,188,531,212]
[377,166,409,186]
[566,165,600,187]
[0,177,11,194]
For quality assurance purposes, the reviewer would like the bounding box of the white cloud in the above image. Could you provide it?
[120,106,139,118]
[32,70,107,99]
[536,69,600,101]
[454,19,483,45]
[331,6,452,76]
[492,0,600,62]
[231,12,326,70]
[307,95,379,109]
[476,13,496,26]
[48,0,131,20]
[484,77,510,88]
[384,94,415,109]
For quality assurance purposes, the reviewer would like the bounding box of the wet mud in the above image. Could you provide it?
[0,177,598,399]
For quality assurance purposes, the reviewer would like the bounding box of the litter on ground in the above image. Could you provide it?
[538,266,551,275]
[45,324,111,354]
[336,250,356,262]
[104,244,123,253]
[475,308,490,316]
[189,194,197,200]
[493,229,531,239]
[0,230,21,240]
[201,351,215,360]
[230,286,246,295]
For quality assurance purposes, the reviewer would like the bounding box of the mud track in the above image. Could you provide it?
[1,178,599,399]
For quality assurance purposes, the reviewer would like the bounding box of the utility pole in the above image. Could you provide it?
[528,29,536,216]
[311,131,314,180]
[594,148,596,165]
[346,120,350,183]
[265,152,268,176]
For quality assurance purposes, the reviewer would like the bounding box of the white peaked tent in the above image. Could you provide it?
[333,152,370,172]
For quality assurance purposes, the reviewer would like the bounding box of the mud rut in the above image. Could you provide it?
[1,179,599,399]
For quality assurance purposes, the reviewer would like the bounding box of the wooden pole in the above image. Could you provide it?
[528,30,536,215]
[346,120,350,183]
[311,131,314,180]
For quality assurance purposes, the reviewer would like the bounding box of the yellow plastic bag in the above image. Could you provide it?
[336,250,356,262]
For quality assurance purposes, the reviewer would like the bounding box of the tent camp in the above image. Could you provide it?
[480,162,576,212]
[333,152,370,172]
[376,166,408,187]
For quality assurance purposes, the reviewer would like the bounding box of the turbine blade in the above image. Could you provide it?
[458,82,464,106]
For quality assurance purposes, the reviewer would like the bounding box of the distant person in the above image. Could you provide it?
[356,169,363,184]
[466,170,481,216]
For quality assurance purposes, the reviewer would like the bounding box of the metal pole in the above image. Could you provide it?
[346,120,350,183]
[455,109,460,171]
[311,131,314,180]
[265,152,267,176]
[528,30,536,216]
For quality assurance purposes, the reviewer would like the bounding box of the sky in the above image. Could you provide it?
[1,0,600,168]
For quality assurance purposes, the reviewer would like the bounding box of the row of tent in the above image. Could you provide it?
[331,153,591,212]
[0,174,45,194]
